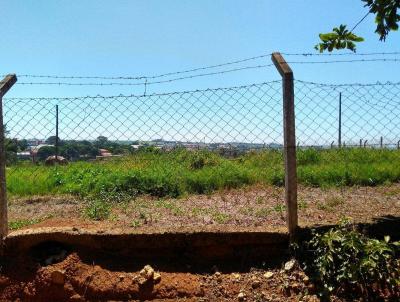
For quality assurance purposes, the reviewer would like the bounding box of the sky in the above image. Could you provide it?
[1,1,399,144]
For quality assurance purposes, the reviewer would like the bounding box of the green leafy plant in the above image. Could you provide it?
[9,218,42,230]
[306,222,400,299]
[315,25,364,53]
[363,0,400,41]
[83,199,111,220]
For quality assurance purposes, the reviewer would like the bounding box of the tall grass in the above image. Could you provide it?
[7,148,400,198]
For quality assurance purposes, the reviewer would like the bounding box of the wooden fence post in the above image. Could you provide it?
[0,74,17,242]
[271,53,298,239]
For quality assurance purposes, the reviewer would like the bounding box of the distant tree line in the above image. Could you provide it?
[5,134,134,164]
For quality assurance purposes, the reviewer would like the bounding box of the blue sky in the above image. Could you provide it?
[1,0,399,98]
[1,1,399,145]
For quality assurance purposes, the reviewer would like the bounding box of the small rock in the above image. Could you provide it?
[118,274,124,281]
[303,276,310,284]
[237,292,246,301]
[214,271,222,283]
[137,276,148,285]
[303,294,319,302]
[51,270,65,285]
[284,259,297,272]
[139,265,154,281]
[69,294,84,302]
[231,273,241,281]
[153,272,161,283]
[251,278,261,289]
[263,271,274,279]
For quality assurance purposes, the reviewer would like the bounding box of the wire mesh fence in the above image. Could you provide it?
[4,81,283,165]
[2,72,400,231]
[295,80,400,148]
[4,79,400,168]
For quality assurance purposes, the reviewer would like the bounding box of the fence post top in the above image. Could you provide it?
[271,52,293,78]
[0,74,17,97]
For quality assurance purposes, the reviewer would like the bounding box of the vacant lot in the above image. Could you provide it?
[7,184,400,233]
[6,148,400,231]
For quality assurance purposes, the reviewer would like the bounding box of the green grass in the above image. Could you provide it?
[6,148,400,199]
[9,218,43,230]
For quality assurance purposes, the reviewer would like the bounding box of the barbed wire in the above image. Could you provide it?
[15,64,275,86]
[295,79,400,87]
[12,58,400,87]
[3,51,400,82]
[5,80,281,101]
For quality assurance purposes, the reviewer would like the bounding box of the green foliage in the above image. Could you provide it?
[37,146,56,161]
[83,198,112,220]
[363,0,400,41]
[297,149,321,165]
[307,222,400,299]
[315,24,364,53]
[6,148,400,199]
[317,1,399,52]
[9,218,42,230]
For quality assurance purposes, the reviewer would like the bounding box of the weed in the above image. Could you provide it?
[325,196,344,208]
[255,196,265,204]
[9,218,42,230]
[156,199,184,216]
[305,222,400,299]
[130,219,142,228]
[211,210,230,224]
[298,200,308,210]
[255,207,271,218]
[83,199,111,221]
[273,204,286,214]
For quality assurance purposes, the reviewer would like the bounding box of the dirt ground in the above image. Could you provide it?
[0,247,327,302]
[2,184,400,301]
[8,184,400,233]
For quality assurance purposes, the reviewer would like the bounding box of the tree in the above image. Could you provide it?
[37,146,56,161]
[97,136,108,143]
[316,0,399,52]
[45,136,61,145]
[95,136,108,148]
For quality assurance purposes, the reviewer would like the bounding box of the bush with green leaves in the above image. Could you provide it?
[306,222,400,299]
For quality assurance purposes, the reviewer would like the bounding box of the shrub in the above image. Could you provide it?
[306,222,400,299]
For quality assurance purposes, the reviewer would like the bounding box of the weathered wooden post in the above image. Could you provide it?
[271,53,298,239]
[0,74,17,242]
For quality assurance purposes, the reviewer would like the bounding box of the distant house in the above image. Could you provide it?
[95,148,121,160]
[99,149,112,157]
[16,151,31,160]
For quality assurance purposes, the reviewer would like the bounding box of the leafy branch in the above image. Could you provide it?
[316,0,399,52]
[315,25,364,53]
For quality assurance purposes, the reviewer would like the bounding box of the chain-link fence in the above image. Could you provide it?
[4,79,400,167]
[296,80,400,148]
[4,81,283,159]
[2,74,400,233]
